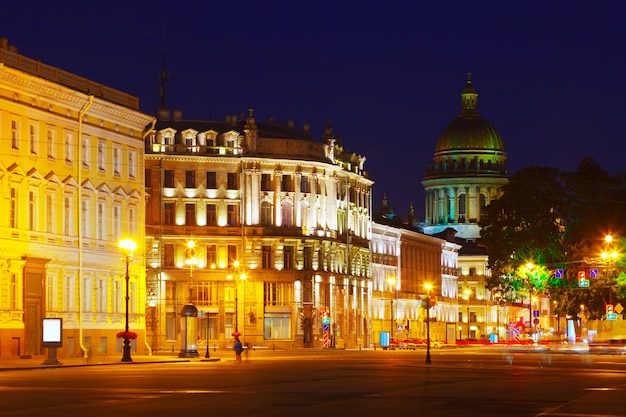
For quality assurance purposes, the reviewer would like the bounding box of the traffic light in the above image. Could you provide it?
[578,270,589,287]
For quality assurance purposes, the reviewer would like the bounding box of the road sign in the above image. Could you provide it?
[590,268,599,278]
[430,294,437,306]
[555,269,564,278]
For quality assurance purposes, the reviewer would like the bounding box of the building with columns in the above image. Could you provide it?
[422,74,508,241]
[0,38,153,358]
[144,109,373,351]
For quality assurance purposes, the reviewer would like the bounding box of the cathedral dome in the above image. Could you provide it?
[435,74,505,153]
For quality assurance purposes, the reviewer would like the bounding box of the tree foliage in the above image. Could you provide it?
[479,158,626,318]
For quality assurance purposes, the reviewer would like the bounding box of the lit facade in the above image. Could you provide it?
[371,220,461,344]
[144,110,372,350]
[0,39,153,358]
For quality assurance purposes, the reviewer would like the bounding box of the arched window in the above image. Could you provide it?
[281,202,293,227]
[260,201,272,226]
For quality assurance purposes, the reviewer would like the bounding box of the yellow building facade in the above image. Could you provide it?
[0,39,154,358]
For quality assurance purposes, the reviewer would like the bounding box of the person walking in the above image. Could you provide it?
[233,337,243,362]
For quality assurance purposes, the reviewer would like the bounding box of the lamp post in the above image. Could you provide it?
[463,288,471,339]
[227,261,246,336]
[494,291,502,342]
[118,239,137,363]
[424,283,433,364]
[386,276,397,341]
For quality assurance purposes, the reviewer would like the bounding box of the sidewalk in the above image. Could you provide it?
[0,353,222,371]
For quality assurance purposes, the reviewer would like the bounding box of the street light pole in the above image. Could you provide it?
[118,239,137,363]
[387,276,396,341]
[425,283,433,364]
[464,288,471,339]
[228,261,246,337]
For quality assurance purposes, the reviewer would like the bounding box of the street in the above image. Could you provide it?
[1,348,626,417]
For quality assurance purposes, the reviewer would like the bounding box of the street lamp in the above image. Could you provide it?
[227,260,246,336]
[424,283,433,364]
[493,291,502,342]
[463,288,471,339]
[118,238,137,363]
[386,276,397,340]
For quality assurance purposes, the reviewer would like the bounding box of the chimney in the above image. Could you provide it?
[303,124,310,134]
[287,120,294,128]
[173,110,182,121]
[157,108,170,121]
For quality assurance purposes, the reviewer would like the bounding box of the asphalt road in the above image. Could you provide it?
[1,348,626,417]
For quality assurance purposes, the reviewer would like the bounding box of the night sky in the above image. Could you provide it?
[2,1,625,221]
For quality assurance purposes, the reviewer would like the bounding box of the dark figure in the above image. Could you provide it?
[233,337,243,362]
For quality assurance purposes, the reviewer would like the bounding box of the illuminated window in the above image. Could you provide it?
[81,135,89,167]
[47,126,56,159]
[164,170,175,188]
[261,174,272,191]
[185,203,195,225]
[206,245,217,268]
[264,313,291,339]
[113,145,121,176]
[227,204,238,226]
[283,246,295,270]
[281,202,293,227]
[300,176,309,193]
[260,202,272,225]
[11,118,19,149]
[64,130,74,164]
[128,150,136,179]
[227,173,237,189]
[29,122,38,154]
[185,171,195,188]
[164,202,175,225]
[264,282,291,306]
[206,172,216,189]
[262,245,273,269]
[97,140,106,172]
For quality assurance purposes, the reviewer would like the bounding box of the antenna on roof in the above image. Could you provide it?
[158,50,169,110]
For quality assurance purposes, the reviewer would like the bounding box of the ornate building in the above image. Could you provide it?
[371,202,461,345]
[422,73,508,240]
[144,109,372,350]
[0,38,153,358]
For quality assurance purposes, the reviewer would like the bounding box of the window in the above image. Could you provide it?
[97,278,107,312]
[81,198,90,237]
[64,195,73,235]
[112,204,121,241]
[206,172,216,189]
[47,126,56,159]
[206,204,216,226]
[82,276,92,312]
[261,174,272,191]
[185,170,195,188]
[163,244,174,267]
[164,170,175,188]
[303,280,313,303]
[228,245,237,266]
[283,246,294,270]
[28,190,36,231]
[190,281,219,306]
[97,140,106,172]
[281,175,292,192]
[128,206,137,237]
[185,203,195,225]
[81,135,89,167]
[97,201,106,240]
[145,168,151,187]
[113,280,121,313]
[11,118,19,149]
[164,202,175,225]
[264,313,291,339]
[300,176,309,193]
[206,245,217,268]
[46,193,56,233]
[260,202,272,225]
[227,204,237,226]
[113,145,121,176]
[281,202,292,227]
[64,130,74,163]
[29,122,38,154]
[303,246,313,270]
[10,273,18,310]
[227,173,237,189]
[264,282,290,306]
[262,245,273,269]
[9,187,18,229]
[128,149,136,179]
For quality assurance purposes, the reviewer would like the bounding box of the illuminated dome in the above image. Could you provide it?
[435,74,505,153]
